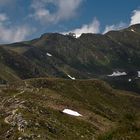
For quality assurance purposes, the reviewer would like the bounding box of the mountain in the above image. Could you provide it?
[0,24,140,92]
[0,78,140,140]
[0,24,140,140]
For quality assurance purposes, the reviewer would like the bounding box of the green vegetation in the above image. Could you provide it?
[0,78,139,139]
[0,24,140,139]
[98,112,140,140]
[0,24,140,92]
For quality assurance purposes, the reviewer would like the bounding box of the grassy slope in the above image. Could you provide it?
[2,24,140,80]
[0,78,139,140]
[0,63,21,83]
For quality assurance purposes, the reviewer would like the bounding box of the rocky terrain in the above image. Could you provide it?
[0,78,140,140]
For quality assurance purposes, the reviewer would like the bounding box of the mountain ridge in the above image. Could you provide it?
[0,24,140,92]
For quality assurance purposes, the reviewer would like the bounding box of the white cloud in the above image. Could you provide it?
[130,9,140,25]
[0,13,8,22]
[103,22,127,34]
[31,0,83,24]
[0,13,35,43]
[0,26,34,43]
[103,8,140,34]
[63,18,100,37]
[63,8,140,36]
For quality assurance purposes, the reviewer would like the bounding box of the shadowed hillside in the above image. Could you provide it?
[0,24,140,92]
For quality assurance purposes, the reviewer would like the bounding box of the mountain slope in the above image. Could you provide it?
[0,78,139,140]
[0,25,140,139]
[0,24,140,92]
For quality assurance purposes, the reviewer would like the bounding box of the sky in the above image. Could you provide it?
[0,0,140,43]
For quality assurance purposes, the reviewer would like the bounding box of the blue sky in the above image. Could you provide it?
[0,0,140,43]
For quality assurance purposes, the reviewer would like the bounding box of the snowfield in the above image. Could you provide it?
[62,109,82,117]
[108,71,127,77]
[67,74,76,80]
[46,53,52,57]
[131,29,135,32]
[138,71,140,77]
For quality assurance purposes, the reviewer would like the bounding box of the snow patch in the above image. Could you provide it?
[131,29,135,32]
[46,53,52,57]
[138,71,140,77]
[62,109,82,117]
[131,29,136,33]
[67,74,76,80]
[108,71,127,77]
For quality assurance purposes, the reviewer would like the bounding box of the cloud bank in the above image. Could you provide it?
[130,9,140,25]
[63,7,140,36]
[31,0,83,24]
[103,22,127,34]
[0,1,140,43]
[103,8,140,33]
[0,13,8,22]
[63,18,100,37]
[0,13,34,43]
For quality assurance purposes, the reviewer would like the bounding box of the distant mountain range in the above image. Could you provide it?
[0,24,140,92]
